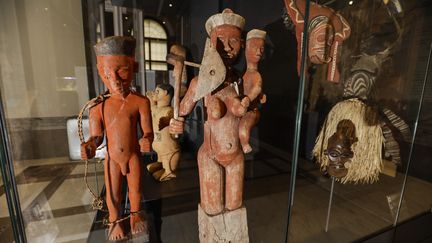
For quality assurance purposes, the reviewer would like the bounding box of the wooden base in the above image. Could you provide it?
[381,159,397,178]
[198,204,249,243]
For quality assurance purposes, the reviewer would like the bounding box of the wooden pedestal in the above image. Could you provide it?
[198,204,249,243]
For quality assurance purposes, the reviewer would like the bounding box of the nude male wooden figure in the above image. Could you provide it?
[80,36,153,241]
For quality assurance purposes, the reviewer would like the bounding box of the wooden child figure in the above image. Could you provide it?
[239,29,267,154]
[146,84,180,181]
[80,36,153,241]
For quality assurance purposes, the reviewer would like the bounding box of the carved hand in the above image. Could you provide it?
[80,140,97,160]
[139,137,152,153]
[259,94,267,104]
[236,96,250,116]
[169,117,185,135]
[241,96,250,108]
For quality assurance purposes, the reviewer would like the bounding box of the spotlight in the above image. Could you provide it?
[169,3,173,7]
[348,0,354,5]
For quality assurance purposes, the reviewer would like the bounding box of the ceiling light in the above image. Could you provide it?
[348,0,354,5]
[169,3,173,7]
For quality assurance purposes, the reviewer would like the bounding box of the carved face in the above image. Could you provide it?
[325,137,353,178]
[155,87,168,102]
[324,119,357,178]
[97,55,135,95]
[210,24,242,65]
[309,18,334,64]
[246,38,265,64]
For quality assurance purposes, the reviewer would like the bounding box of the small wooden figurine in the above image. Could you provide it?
[239,29,267,153]
[146,84,180,181]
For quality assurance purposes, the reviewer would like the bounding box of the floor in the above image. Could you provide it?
[1,143,432,243]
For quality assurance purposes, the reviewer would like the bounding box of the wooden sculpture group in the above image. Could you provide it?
[80,8,266,242]
[78,2,410,242]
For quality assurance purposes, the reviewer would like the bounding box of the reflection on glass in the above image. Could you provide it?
[287,0,432,242]
[0,0,103,242]
[144,40,150,60]
[144,19,167,39]
[150,62,168,71]
[0,169,13,242]
[150,40,168,61]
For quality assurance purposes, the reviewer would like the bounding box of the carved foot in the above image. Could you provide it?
[152,169,176,181]
[147,162,162,173]
[242,143,252,154]
[160,171,176,181]
[152,169,165,180]
[107,222,126,241]
[130,213,149,236]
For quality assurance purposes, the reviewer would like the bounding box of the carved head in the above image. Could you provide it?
[246,29,266,65]
[155,83,174,103]
[324,119,357,178]
[206,9,245,64]
[308,16,334,65]
[94,36,138,95]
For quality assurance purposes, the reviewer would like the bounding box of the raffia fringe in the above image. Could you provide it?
[313,98,384,184]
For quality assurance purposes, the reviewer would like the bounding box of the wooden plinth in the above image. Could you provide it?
[198,204,249,243]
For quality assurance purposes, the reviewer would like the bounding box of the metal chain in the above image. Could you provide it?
[77,93,111,210]
[103,210,145,226]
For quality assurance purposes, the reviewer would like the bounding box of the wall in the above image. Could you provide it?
[0,0,89,159]
[0,0,89,119]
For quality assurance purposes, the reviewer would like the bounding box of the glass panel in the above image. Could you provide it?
[396,3,432,224]
[144,19,167,39]
[1,0,429,242]
[122,12,133,36]
[287,0,432,242]
[157,2,294,243]
[0,170,13,242]
[150,62,167,71]
[144,40,150,60]
[0,0,104,242]
[150,40,167,61]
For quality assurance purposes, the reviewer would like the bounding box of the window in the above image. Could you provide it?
[144,19,168,71]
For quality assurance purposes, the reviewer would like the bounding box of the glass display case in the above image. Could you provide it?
[0,0,431,242]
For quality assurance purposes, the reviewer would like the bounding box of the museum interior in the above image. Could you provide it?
[0,0,432,242]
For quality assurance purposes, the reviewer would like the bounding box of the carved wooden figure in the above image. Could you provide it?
[170,9,249,216]
[239,29,267,153]
[146,84,180,181]
[80,36,153,241]
[283,0,351,83]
